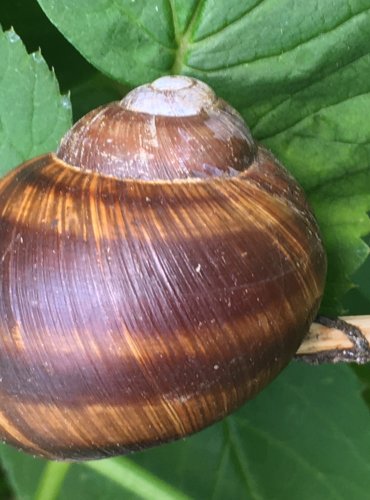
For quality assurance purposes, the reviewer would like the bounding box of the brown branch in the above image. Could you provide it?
[296,315,370,364]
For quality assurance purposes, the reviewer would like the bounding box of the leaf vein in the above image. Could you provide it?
[186,5,370,72]
[282,379,370,469]
[224,419,263,500]
[112,0,176,51]
[307,165,370,196]
[253,50,370,134]
[233,417,343,499]
[185,0,207,40]
[210,437,230,500]
[192,0,266,44]
[170,0,206,74]
[261,90,370,142]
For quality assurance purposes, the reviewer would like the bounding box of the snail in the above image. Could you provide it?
[0,76,326,461]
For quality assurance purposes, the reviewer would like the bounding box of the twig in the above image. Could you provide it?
[296,315,370,364]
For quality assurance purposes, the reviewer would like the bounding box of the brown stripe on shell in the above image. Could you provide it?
[0,144,326,459]
[0,155,324,360]
[0,407,46,456]
[0,148,306,211]
[57,103,256,180]
[0,174,324,363]
[0,287,315,403]
[0,330,291,460]
[0,151,322,253]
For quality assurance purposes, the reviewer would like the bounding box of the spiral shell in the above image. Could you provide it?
[0,76,326,460]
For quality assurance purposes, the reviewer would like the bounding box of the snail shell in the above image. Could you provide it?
[0,76,326,460]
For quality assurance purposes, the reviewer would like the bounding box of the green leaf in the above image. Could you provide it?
[1,363,370,499]
[0,0,127,122]
[0,464,11,500]
[344,235,370,310]
[309,170,370,312]
[0,446,190,500]
[36,0,370,311]
[0,26,72,174]
[69,73,128,121]
[37,0,178,85]
[0,0,95,92]
[133,363,370,499]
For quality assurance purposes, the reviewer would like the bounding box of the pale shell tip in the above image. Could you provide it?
[120,75,216,117]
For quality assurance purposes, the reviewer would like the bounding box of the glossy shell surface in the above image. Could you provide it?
[0,145,326,459]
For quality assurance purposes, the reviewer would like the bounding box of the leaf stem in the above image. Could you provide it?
[297,315,370,363]
[84,457,191,500]
[34,461,71,500]
[169,0,205,74]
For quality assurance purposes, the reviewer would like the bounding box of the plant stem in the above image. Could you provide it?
[34,462,71,500]
[296,315,370,364]
[84,457,190,500]
[169,0,205,74]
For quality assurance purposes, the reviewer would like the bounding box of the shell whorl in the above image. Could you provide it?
[57,76,256,180]
[0,76,327,460]
[0,146,326,459]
